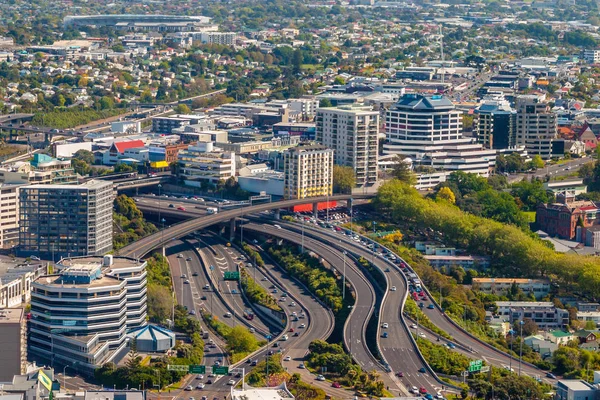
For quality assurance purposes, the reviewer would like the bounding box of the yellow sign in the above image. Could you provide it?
[38,369,53,391]
[150,161,169,169]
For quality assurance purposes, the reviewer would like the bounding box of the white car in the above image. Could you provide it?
[382,323,389,329]
[196,383,205,390]
[178,254,184,258]
[299,363,305,369]
[419,333,427,339]
[316,375,326,381]
[284,356,291,361]
[411,324,417,329]
[225,312,232,318]
[390,286,397,291]
[299,323,306,328]
[185,386,193,391]
[196,374,204,380]
[411,386,418,394]
[228,379,236,385]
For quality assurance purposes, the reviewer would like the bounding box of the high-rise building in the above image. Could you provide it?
[178,142,236,186]
[474,95,516,150]
[316,105,379,187]
[384,94,464,160]
[283,144,333,200]
[0,308,26,381]
[515,94,557,160]
[0,183,24,249]
[29,256,148,374]
[0,153,77,185]
[18,180,113,259]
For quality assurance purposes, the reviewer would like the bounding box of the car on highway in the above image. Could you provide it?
[382,323,388,329]
[204,284,210,290]
[390,286,397,291]
[410,386,419,394]
[189,310,196,315]
[268,350,274,355]
[186,257,192,261]
[251,360,258,366]
[193,272,198,276]
[411,324,417,329]
[419,387,428,394]
[177,254,183,258]
[447,343,456,349]
[424,394,434,400]
[293,332,300,337]
[428,304,435,309]
[332,382,341,388]
[227,380,236,385]
[196,383,205,389]
[178,206,186,211]
[185,386,193,391]
[396,371,403,377]
[206,379,212,384]
[546,372,556,379]
[419,367,427,373]
[249,327,255,333]
[184,280,190,284]
[290,301,296,307]
[382,332,388,338]
[385,267,390,272]
[419,332,426,338]
[169,204,175,208]
[201,295,207,300]
[225,312,232,318]
[181,274,187,278]
[261,277,268,281]
[284,356,291,361]
[316,375,325,381]
[299,363,305,369]
[196,375,204,380]
[299,323,306,328]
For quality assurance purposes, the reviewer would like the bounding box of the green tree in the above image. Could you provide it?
[174,104,191,114]
[436,186,456,204]
[319,98,333,107]
[530,154,545,169]
[391,155,416,185]
[511,179,551,211]
[447,171,490,196]
[147,283,174,323]
[333,165,355,194]
[225,325,259,354]
[99,96,114,110]
[73,149,95,164]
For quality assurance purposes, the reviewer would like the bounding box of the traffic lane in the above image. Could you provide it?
[276,222,439,394]
[245,225,384,370]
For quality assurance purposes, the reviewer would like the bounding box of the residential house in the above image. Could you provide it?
[545,330,576,345]
[577,123,598,151]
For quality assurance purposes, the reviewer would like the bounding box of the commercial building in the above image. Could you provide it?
[178,142,236,186]
[0,260,47,308]
[273,122,316,141]
[474,95,516,149]
[29,256,147,373]
[0,309,26,381]
[536,200,598,240]
[231,383,295,400]
[554,380,598,400]
[423,255,491,270]
[383,94,465,159]
[18,180,114,259]
[0,183,24,249]
[495,301,570,329]
[472,278,551,299]
[515,95,558,160]
[316,105,379,187]
[126,325,175,352]
[0,154,77,186]
[583,49,600,64]
[63,15,213,32]
[283,144,333,200]
[543,179,587,198]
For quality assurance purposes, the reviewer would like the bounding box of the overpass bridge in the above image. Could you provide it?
[119,194,375,258]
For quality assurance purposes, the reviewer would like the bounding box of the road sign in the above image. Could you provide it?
[468,360,483,372]
[480,366,490,373]
[461,371,469,377]
[167,365,189,372]
[189,365,206,374]
[212,366,229,375]
[224,271,240,281]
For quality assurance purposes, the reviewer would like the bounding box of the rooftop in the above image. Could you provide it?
[58,256,146,275]
[231,384,294,400]
[34,273,123,289]
[0,308,23,323]
[557,380,596,391]
[392,93,455,111]
[496,301,555,307]
[21,179,112,191]
[473,278,550,284]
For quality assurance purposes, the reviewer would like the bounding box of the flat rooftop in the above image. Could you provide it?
[558,380,595,391]
[231,386,294,400]
[35,274,122,288]
[473,278,549,284]
[58,256,145,274]
[0,308,23,323]
[496,301,555,307]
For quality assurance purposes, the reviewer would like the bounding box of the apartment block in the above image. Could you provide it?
[474,95,516,149]
[515,94,557,160]
[283,143,333,200]
[0,309,26,381]
[178,142,236,186]
[18,180,113,259]
[583,49,600,64]
[0,183,24,249]
[195,32,237,45]
[316,105,379,187]
[472,278,551,299]
[29,256,147,374]
[0,154,77,185]
[495,301,570,329]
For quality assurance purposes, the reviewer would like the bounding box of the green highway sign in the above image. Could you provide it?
[224,271,240,281]
[212,366,229,375]
[468,360,483,373]
[167,365,189,372]
[189,365,206,373]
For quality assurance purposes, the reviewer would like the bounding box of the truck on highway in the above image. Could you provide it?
[206,207,218,214]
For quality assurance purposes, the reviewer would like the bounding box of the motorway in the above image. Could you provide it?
[278,220,552,384]
[242,223,402,393]
[249,221,443,395]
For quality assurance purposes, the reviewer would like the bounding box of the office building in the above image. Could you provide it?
[515,95,558,160]
[583,49,600,64]
[384,94,465,160]
[178,142,236,186]
[316,105,379,187]
[0,183,23,249]
[283,144,333,200]
[472,278,551,299]
[0,260,47,308]
[18,180,113,259]
[495,301,570,329]
[474,96,516,149]
[0,308,26,381]
[29,256,147,374]
[0,154,77,186]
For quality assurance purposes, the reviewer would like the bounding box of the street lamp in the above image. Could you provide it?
[157,184,162,224]
[63,363,77,391]
[161,218,166,249]
[342,251,347,300]
[508,329,515,373]
[519,320,524,376]
[301,216,305,253]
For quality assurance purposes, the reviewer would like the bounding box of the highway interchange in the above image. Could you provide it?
[125,195,556,399]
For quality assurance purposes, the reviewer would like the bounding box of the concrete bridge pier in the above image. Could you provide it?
[313,202,319,218]
[229,218,236,242]
[274,209,280,220]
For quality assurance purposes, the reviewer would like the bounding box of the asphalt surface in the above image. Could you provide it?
[243,223,400,393]
[283,221,552,384]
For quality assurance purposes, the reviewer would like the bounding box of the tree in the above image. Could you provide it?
[147,283,174,323]
[391,155,416,185]
[579,162,595,183]
[332,165,355,194]
[319,98,333,108]
[99,96,114,110]
[73,149,95,165]
[436,187,456,204]
[530,154,545,169]
[174,104,191,114]
[225,326,259,354]
[333,76,346,85]
[511,179,551,211]
[447,171,490,196]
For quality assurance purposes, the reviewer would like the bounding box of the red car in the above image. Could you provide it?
[332,382,341,388]
[177,206,186,211]
[419,387,427,394]
[396,372,403,377]
[289,328,294,332]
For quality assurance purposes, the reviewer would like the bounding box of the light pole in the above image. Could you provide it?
[301,217,305,253]
[157,183,162,224]
[519,320,524,376]
[161,218,166,250]
[371,221,376,265]
[342,251,347,300]
[509,329,515,373]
